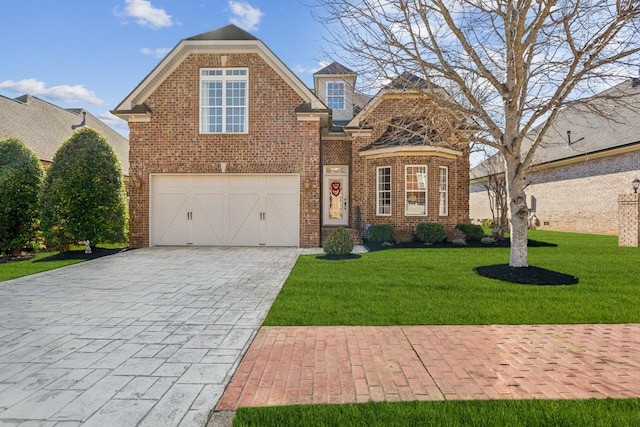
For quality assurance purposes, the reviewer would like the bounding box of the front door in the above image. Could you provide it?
[323,165,349,226]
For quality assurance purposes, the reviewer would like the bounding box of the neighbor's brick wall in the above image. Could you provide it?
[128,52,321,248]
[618,193,640,246]
[349,96,470,232]
[469,150,640,235]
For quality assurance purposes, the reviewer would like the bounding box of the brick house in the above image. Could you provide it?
[470,79,640,235]
[113,24,470,248]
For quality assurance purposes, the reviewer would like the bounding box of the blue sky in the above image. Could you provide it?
[1,0,329,136]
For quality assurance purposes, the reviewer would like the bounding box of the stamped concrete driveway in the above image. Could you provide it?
[0,246,299,426]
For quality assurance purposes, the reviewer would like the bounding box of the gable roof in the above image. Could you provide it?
[0,94,129,174]
[113,24,326,119]
[471,78,640,179]
[315,61,355,75]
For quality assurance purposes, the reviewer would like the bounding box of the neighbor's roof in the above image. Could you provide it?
[0,94,129,175]
[470,78,640,180]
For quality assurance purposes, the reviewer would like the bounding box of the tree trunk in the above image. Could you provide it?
[504,156,529,267]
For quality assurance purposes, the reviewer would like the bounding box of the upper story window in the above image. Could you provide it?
[377,166,391,216]
[200,68,248,134]
[405,165,427,216]
[326,82,345,110]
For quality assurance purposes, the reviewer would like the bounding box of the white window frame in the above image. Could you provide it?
[200,68,248,134]
[326,81,345,110]
[376,166,392,216]
[439,166,449,216]
[405,165,428,216]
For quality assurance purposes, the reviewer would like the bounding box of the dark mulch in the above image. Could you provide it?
[316,254,362,261]
[35,247,130,263]
[363,239,556,252]
[475,264,579,286]
[0,253,36,264]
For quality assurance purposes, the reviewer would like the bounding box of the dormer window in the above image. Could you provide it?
[200,68,248,134]
[326,82,345,110]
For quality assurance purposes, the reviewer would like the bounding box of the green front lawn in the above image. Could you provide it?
[234,399,640,427]
[264,230,640,325]
[0,244,127,282]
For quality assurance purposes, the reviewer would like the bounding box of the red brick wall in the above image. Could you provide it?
[128,52,321,247]
[349,96,470,232]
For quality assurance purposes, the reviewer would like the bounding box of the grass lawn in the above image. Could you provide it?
[0,243,127,282]
[234,399,640,427]
[264,230,640,325]
[246,231,640,425]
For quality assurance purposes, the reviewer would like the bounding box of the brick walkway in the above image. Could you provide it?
[216,324,640,410]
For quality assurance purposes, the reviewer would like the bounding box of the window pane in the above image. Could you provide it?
[377,167,391,216]
[406,166,427,216]
[200,68,248,134]
[439,167,448,216]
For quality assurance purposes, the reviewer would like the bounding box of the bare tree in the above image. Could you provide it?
[317,0,640,267]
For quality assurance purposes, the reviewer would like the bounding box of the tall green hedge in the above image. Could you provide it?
[0,137,44,254]
[40,128,127,248]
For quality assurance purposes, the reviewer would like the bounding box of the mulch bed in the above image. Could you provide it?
[475,264,579,286]
[362,238,556,252]
[0,253,36,264]
[35,247,130,262]
[316,254,362,261]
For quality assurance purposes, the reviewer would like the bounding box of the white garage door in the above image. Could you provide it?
[151,174,299,247]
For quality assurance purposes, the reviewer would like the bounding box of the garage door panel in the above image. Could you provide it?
[154,193,188,245]
[265,193,299,246]
[192,192,224,245]
[228,193,261,246]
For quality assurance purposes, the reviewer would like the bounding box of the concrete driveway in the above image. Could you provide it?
[0,246,300,426]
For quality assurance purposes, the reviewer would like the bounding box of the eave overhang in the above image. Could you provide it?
[358,145,462,159]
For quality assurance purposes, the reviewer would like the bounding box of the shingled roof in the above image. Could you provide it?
[186,24,258,41]
[0,94,129,175]
[471,79,640,180]
[315,61,356,75]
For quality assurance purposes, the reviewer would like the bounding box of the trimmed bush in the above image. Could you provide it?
[367,224,394,243]
[481,236,497,245]
[452,238,467,246]
[323,227,354,255]
[393,227,414,244]
[40,128,128,249]
[445,227,466,243]
[416,222,445,244]
[0,137,44,254]
[456,223,485,241]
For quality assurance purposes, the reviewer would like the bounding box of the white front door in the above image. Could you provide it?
[323,165,349,226]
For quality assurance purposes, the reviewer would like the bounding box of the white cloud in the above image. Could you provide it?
[98,111,129,137]
[0,79,103,105]
[228,1,264,31]
[140,47,171,58]
[117,0,172,29]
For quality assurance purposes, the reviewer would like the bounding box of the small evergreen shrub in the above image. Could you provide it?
[393,227,414,244]
[323,227,354,256]
[367,224,394,243]
[452,238,467,246]
[416,222,445,244]
[481,236,497,245]
[456,223,485,241]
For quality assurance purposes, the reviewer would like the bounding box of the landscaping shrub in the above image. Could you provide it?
[0,137,44,254]
[367,224,394,243]
[445,227,466,243]
[323,227,354,255]
[456,223,485,241]
[452,238,467,246]
[40,128,128,249]
[416,222,445,244]
[393,227,414,244]
[481,236,497,245]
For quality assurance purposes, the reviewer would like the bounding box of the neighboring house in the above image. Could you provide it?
[0,94,129,176]
[113,24,470,248]
[470,79,640,235]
